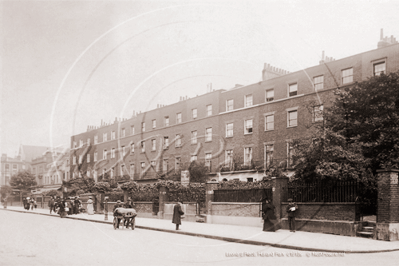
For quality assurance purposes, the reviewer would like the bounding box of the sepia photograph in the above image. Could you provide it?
[1,0,399,265]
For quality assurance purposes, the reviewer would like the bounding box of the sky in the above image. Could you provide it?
[1,0,398,157]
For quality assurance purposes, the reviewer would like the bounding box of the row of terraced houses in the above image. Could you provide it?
[69,32,399,185]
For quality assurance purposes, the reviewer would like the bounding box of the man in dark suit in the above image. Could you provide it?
[286,198,299,232]
[172,202,184,230]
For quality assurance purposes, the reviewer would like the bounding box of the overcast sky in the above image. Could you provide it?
[1,0,398,157]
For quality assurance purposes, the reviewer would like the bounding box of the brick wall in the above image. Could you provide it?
[211,202,261,217]
[281,202,357,221]
[134,202,153,213]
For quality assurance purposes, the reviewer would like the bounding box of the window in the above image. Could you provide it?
[164,136,169,149]
[151,139,156,151]
[266,89,274,102]
[103,133,107,142]
[313,105,323,122]
[176,113,182,123]
[73,156,76,165]
[141,122,145,132]
[225,150,233,168]
[87,154,90,163]
[130,163,135,179]
[205,128,212,142]
[103,168,107,177]
[206,105,212,116]
[374,62,386,76]
[175,157,181,172]
[245,94,253,107]
[94,152,97,162]
[111,131,116,140]
[175,134,181,147]
[287,142,295,168]
[122,146,126,156]
[103,149,107,160]
[151,161,156,167]
[191,131,197,144]
[87,138,91,146]
[226,99,234,111]
[94,135,98,144]
[111,167,114,178]
[288,110,298,127]
[226,123,233,137]
[131,142,134,153]
[244,147,252,166]
[141,141,145,152]
[289,83,298,97]
[79,155,82,164]
[265,114,274,131]
[163,159,168,173]
[314,76,324,90]
[164,116,169,126]
[12,164,17,173]
[244,119,253,134]
[111,148,115,158]
[120,164,125,175]
[121,128,125,137]
[265,144,274,169]
[205,153,212,171]
[79,140,83,147]
[152,119,156,129]
[190,155,197,162]
[131,126,135,135]
[141,162,145,172]
[192,108,197,119]
[342,68,353,84]
[73,141,77,148]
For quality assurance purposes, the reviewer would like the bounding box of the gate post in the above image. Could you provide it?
[375,169,399,241]
[205,181,219,223]
[158,186,169,219]
[271,176,289,227]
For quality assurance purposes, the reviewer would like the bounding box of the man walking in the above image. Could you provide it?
[48,196,55,214]
[286,198,299,232]
[172,202,184,230]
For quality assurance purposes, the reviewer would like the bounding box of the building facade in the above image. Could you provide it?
[0,154,30,187]
[70,36,399,183]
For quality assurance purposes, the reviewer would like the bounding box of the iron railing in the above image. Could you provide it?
[213,188,272,203]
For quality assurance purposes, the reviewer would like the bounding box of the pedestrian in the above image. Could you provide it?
[29,198,34,210]
[286,198,299,232]
[86,196,94,215]
[74,196,81,214]
[58,197,67,218]
[33,198,37,209]
[262,199,276,232]
[172,201,184,230]
[113,200,124,228]
[123,198,134,227]
[22,197,28,210]
[67,197,74,215]
[48,196,55,214]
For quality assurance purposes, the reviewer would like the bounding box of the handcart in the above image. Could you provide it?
[113,208,137,230]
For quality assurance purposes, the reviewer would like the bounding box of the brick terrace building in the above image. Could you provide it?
[70,34,399,183]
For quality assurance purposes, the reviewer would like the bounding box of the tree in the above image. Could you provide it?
[188,161,209,183]
[0,185,13,200]
[9,171,37,191]
[294,71,399,182]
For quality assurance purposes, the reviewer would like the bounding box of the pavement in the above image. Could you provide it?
[2,206,399,254]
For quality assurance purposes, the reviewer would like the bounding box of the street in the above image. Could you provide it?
[0,211,398,266]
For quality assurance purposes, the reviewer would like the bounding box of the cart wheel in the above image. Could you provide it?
[131,217,135,230]
[113,217,118,230]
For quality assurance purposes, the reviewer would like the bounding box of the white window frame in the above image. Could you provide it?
[287,108,298,127]
[266,89,274,102]
[265,114,274,131]
[87,138,91,146]
[164,116,169,127]
[87,154,90,163]
[111,131,116,140]
[206,105,212,116]
[265,144,274,169]
[131,143,135,153]
[287,142,295,168]
[103,149,107,160]
[245,94,253,107]
[131,126,135,135]
[175,134,181,147]
[73,156,76,165]
[190,155,197,162]
[79,140,83,147]
[191,130,197,144]
[226,99,234,111]
[313,105,324,122]
[244,147,252,166]
[152,119,156,129]
[141,141,145,152]
[111,148,115,158]
[314,75,324,90]
[342,68,353,84]
[103,133,107,142]
[141,122,145,132]
[164,136,169,149]
[94,135,98,144]
[121,128,125,138]
[374,61,386,76]
[192,108,197,119]
[226,123,233,137]
[205,128,212,142]
[176,113,182,124]
[122,146,126,156]
[289,83,298,97]
[244,119,253,134]
[151,139,156,151]
[163,159,168,173]
[94,152,97,162]
[225,149,233,167]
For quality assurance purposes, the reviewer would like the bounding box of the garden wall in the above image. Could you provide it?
[164,202,198,222]
[207,202,262,227]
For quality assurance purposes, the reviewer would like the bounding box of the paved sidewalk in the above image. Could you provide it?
[2,206,399,253]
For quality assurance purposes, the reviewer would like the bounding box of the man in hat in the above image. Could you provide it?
[172,201,184,230]
[286,198,299,232]
[73,196,81,215]
[113,200,124,229]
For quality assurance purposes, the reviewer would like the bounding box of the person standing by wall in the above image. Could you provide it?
[262,199,276,232]
[286,198,299,232]
[86,196,94,215]
[172,202,184,230]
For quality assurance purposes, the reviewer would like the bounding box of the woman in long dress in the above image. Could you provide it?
[87,197,94,215]
[262,199,276,232]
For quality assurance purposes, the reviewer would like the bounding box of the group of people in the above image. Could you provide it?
[262,198,298,232]
[22,197,37,210]
[47,196,95,218]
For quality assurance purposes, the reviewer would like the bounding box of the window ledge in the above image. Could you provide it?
[287,125,298,128]
[244,132,253,135]
[225,136,233,138]
[264,129,274,132]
